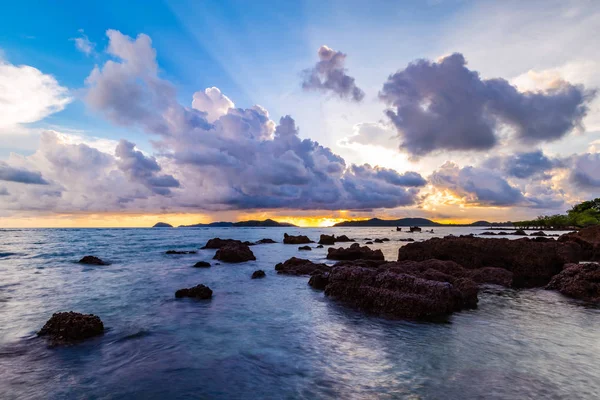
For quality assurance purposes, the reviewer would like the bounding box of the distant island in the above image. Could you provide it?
[152,222,173,228]
[334,218,514,227]
[178,218,296,228]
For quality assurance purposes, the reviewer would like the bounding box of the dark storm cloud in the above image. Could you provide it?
[571,153,600,188]
[0,162,48,185]
[115,139,180,195]
[483,150,561,179]
[301,45,365,102]
[379,53,594,156]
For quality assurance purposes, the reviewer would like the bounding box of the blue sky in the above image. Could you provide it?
[0,0,599,226]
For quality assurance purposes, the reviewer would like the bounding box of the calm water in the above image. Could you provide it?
[0,227,598,399]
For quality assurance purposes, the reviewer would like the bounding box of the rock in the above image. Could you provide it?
[213,243,256,263]
[166,250,197,255]
[398,238,415,242]
[275,257,330,276]
[546,263,600,302]
[327,243,385,261]
[558,225,600,261]
[251,270,266,279]
[202,238,243,249]
[530,231,547,237]
[316,245,324,248]
[255,238,277,244]
[192,261,211,268]
[308,273,330,290]
[175,284,213,299]
[153,222,172,228]
[480,231,497,235]
[513,229,527,236]
[38,312,104,344]
[467,267,514,287]
[381,238,390,242]
[318,234,335,245]
[324,263,477,319]
[298,245,312,251]
[365,241,373,244]
[374,239,384,243]
[398,236,582,288]
[78,256,108,265]
[363,238,372,241]
[283,233,313,244]
[335,235,354,242]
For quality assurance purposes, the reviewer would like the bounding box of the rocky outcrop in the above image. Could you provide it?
[398,238,415,242]
[513,229,527,236]
[38,312,104,344]
[255,238,277,244]
[374,239,384,243]
[546,263,600,302]
[78,256,108,265]
[308,273,329,290]
[202,238,248,249]
[327,243,385,261]
[275,257,330,276]
[298,246,312,251]
[175,284,213,299]
[193,261,211,268]
[283,233,313,244]
[530,231,547,236]
[213,243,256,263]
[318,234,335,245]
[558,225,600,261]
[398,236,582,287]
[316,245,324,248]
[251,270,266,279]
[365,241,373,244]
[166,250,197,255]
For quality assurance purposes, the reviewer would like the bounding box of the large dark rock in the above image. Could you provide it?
[175,284,213,299]
[398,236,582,288]
[213,243,256,263]
[318,234,335,245]
[275,257,330,276]
[166,250,197,255]
[558,225,600,261]
[38,312,104,344]
[298,245,312,251]
[324,264,477,319]
[251,270,266,279]
[308,273,330,290]
[193,261,211,268]
[283,233,313,244]
[546,263,600,302]
[78,256,108,265]
[202,238,244,249]
[327,243,385,261]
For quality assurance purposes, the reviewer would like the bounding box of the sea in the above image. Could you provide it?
[0,227,599,399]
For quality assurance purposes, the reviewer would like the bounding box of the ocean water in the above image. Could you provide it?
[0,227,599,400]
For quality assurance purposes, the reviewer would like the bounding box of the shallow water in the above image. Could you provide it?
[0,227,598,399]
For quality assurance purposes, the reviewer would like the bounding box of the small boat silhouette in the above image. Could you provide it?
[409,226,421,232]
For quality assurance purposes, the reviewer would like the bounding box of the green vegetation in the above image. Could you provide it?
[515,198,600,229]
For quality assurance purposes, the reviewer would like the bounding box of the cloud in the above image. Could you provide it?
[71,29,96,56]
[571,153,600,188]
[115,139,180,195]
[483,150,561,179]
[0,162,48,185]
[0,60,71,129]
[379,53,594,156]
[341,122,398,149]
[192,87,234,122]
[301,45,365,102]
[0,187,9,196]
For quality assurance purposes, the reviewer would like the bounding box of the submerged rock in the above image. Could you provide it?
[559,225,600,261]
[298,245,312,251]
[166,250,197,255]
[175,284,213,299]
[251,270,266,279]
[192,261,211,268]
[546,263,600,302]
[283,233,313,244]
[398,238,415,242]
[398,236,582,287]
[213,243,256,263]
[38,312,104,344]
[255,238,277,244]
[513,229,528,236]
[530,231,547,237]
[374,239,384,243]
[78,255,108,265]
[316,245,324,248]
[480,231,497,235]
[327,243,384,261]
[275,257,330,276]
[365,241,373,244]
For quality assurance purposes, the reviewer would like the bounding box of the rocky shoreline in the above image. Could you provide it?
[39,226,600,344]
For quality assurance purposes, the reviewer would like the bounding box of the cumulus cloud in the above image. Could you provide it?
[571,153,600,188]
[483,150,561,179]
[0,60,71,129]
[0,162,48,185]
[71,29,96,56]
[341,122,398,149]
[192,87,234,122]
[379,53,594,156]
[115,140,180,195]
[301,45,365,102]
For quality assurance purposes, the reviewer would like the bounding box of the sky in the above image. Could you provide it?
[0,0,599,227]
